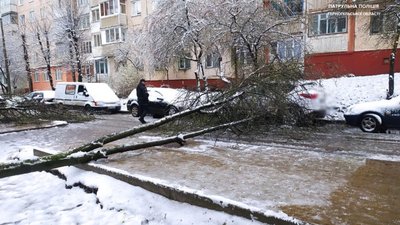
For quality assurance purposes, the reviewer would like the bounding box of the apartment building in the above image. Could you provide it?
[304,0,399,78]
[0,0,21,91]
[89,0,227,90]
[4,0,396,92]
[2,0,307,92]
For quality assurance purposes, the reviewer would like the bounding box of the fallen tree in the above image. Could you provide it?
[0,118,251,178]
[0,93,246,178]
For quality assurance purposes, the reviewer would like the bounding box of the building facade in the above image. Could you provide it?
[2,0,399,93]
[304,0,399,78]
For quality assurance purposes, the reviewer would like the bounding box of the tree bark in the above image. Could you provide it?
[388,32,400,99]
[69,40,77,82]
[36,31,55,90]
[0,118,251,179]
[0,18,12,96]
[21,34,33,92]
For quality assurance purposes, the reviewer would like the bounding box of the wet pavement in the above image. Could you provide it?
[1,113,399,225]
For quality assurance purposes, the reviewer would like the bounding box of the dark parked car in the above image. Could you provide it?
[344,96,400,133]
[126,88,185,118]
[25,90,55,103]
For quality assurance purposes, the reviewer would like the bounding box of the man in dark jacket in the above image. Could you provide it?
[136,79,149,124]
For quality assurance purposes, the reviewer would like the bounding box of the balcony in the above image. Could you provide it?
[100,14,127,29]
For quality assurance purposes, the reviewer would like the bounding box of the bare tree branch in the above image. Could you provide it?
[0,117,251,179]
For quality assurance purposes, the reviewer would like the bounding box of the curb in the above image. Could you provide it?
[0,121,68,135]
[34,149,307,225]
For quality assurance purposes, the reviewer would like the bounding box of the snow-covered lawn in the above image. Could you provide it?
[1,74,400,224]
[320,73,400,120]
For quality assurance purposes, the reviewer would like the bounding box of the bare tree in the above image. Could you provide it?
[53,0,91,82]
[0,18,12,95]
[382,1,400,99]
[131,0,301,91]
[20,28,33,92]
[30,15,55,90]
[0,93,246,178]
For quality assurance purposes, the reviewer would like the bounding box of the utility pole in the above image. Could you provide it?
[0,18,12,96]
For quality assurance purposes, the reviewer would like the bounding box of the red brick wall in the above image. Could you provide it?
[304,49,400,79]
[32,66,75,91]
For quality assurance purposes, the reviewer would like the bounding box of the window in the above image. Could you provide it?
[2,13,18,25]
[77,85,86,93]
[310,13,347,36]
[29,11,35,22]
[152,0,159,10]
[284,0,303,15]
[120,0,126,13]
[205,53,221,68]
[34,71,40,82]
[93,34,101,47]
[65,85,76,95]
[236,48,252,65]
[370,12,396,34]
[131,0,141,16]
[19,0,24,5]
[77,0,88,6]
[40,7,45,19]
[81,41,92,53]
[92,8,100,22]
[179,56,191,70]
[19,15,25,25]
[33,52,39,64]
[56,42,67,58]
[43,71,49,81]
[79,14,90,29]
[100,0,117,16]
[95,58,108,74]
[274,0,303,16]
[276,38,302,60]
[82,64,91,75]
[55,69,63,80]
[105,27,123,43]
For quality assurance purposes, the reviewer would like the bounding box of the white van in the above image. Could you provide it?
[54,82,121,112]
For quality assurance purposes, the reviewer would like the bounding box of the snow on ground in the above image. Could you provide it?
[0,74,399,224]
[0,167,267,225]
[320,73,400,120]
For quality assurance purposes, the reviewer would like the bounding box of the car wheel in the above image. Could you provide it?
[360,115,381,133]
[166,106,178,116]
[84,104,93,114]
[130,104,139,117]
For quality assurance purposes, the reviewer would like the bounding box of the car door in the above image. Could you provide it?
[75,84,91,107]
[147,89,165,115]
[383,98,400,128]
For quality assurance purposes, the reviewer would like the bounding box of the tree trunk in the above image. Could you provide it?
[0,18,12,96]
[45,32,55,90]
[36,31,54,90]
[69,39,77,82]
[0,118,251,179]
[70,31,83,82]
[0,93,243,176]
[21,34,33,92]
[0,67,8,93]
[388,32,400,99]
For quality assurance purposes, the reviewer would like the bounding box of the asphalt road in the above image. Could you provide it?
[1,113,399,225]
